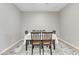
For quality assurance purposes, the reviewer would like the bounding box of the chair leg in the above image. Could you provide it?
[33,45,34,49]
[39,45,41,55]
[42,44,43,49]
[49,45,51,49]
[53,44,55,50]
[42,45,44,55]
[53,43,55,50]
[31,45,33,55]
[50,45,52,55]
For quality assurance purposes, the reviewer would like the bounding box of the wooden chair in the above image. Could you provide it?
[31,32,41,55]
[42,32,52,55]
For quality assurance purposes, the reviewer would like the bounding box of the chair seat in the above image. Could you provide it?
[32,42,41,44]
[42,40,51,44]
[32,40,41,45]
[43,42,50,44]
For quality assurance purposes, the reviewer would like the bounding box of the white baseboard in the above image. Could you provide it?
[59,39,79,51]
[0,39,23,55]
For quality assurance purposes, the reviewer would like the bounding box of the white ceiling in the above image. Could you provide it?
[14,3,67,12]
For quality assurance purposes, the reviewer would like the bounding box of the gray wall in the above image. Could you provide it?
[0,4,21,52]
[60,4,79,47]
[21,12,60,38]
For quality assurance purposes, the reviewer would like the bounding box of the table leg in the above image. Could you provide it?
[26,40,27,51]
[53,40,55,50]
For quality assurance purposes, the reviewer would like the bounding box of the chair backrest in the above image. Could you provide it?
[42,32,52,40]
[31,32,41,40]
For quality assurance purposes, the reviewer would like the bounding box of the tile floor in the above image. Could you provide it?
[3,41,79,55]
